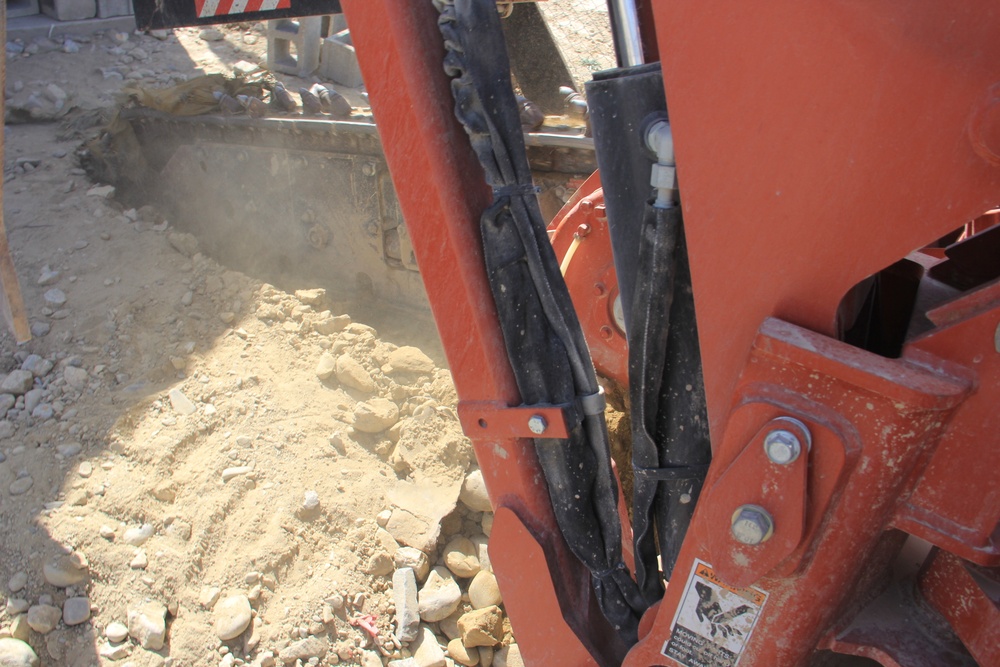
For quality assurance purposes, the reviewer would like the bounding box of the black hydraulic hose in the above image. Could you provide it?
[628,202,711,603]
[629,202,680,603]
[434,0,647,647]
[652,221,711,575]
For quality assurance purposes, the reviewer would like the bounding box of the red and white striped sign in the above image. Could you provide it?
[195,0,291,18]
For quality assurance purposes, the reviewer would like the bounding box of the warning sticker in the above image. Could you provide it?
[661,559,768,667]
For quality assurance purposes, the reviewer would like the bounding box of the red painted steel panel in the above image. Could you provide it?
[650,0,1000,443]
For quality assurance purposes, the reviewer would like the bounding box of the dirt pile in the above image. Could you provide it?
[0,20,532,667]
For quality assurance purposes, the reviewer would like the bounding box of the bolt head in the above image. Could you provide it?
[527,414,547,435]
[763,429,801,465]
[731,505,774,545]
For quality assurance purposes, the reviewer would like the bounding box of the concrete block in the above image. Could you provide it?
[39,0,96,21]
[7,0,41,19]
[97,0,133,18]
[318,30,363,88]
[266,17,322,78]
[321,13,348,38]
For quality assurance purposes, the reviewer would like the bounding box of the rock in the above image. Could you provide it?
[353,398,400,433]
[31,404,53,421]
[394,547,431,583]
[482,513,494,537]
[386,506,442,555]
[359,650,382,667]
[130,550,148,569]
[302,490,320,511]
[417,567,461,623]
[7,571,26,593]
[392,568,420,643]
[0,421,14,439]
[56,443,82,457]
[470,535,491,574]
[335,354,375,393]
[168,231,199,257]
[128,600,167,650]
[447,638,478,667]
[43,289,66,307]
[86,184,114,198]
[315,353,337,381]
[8,476,31,496]
[26,604,61,634]
[439,609,462,641]
[200,27,224,41]
[36,267,59,286]
[362,551,394,576]
[199,586,221,609]
[105,621,129,643]
[99,642,130,660]
[468,570,502,609]
[222,465,253,482]
[62,366,88,390]
[214,595,252,640]
[122,523,154,546]
[8,614,30,642]
[29,322,49,338]
[0,396,14,417]
[0,371,33,396]
[459,470,492,513]
[42,553,88,587]
[478,646,494,667]
[168,388,197,415]
[0,638,39,667]
[411,625,446,667]
[313,312,350,335]
[386,347,435,375]
[294,288,325,305]
[99,525,115,540]
[6,599,28,615]
[443,536,480,578]
[23,388,42,414]
[493,644,523,667]
[388,660,419,667]
[457,606,503,648]
[278,636,327,664]
[62,597,90,625]
[21,355,53,378]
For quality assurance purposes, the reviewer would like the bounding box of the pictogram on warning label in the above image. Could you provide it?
[661,559,768,667]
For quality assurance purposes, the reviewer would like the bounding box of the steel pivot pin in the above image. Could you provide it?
[731,505,774,545]
[527,414,547,435]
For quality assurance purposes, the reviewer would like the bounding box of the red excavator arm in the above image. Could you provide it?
[128,0,1000,664]
[339,2,1000,666]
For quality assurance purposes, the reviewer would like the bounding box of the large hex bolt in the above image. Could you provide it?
[763,429,802,465]
[527,414,548,435]
[731,505,774,545]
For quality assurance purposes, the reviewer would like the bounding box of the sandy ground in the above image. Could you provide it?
[0,4,618,665]
[0,16,548,667]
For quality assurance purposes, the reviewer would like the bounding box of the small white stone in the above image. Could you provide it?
[168,389,197,415]
[122,523,154,546]
[130,550,148,569]
[105,621,129,642]
[214,595,252,641]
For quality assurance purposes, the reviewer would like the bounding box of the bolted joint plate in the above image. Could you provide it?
[702,412,819,588]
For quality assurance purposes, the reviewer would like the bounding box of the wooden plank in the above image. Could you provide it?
[0,1,31,343]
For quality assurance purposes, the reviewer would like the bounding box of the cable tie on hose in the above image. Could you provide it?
[633,463,710,481]
[577,386,606,416]
[491,184,541,198]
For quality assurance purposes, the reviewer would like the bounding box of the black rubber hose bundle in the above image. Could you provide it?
[628,202,711,603]
[434,0,647,645]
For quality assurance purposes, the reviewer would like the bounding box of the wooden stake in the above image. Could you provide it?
[0,1,31,343]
